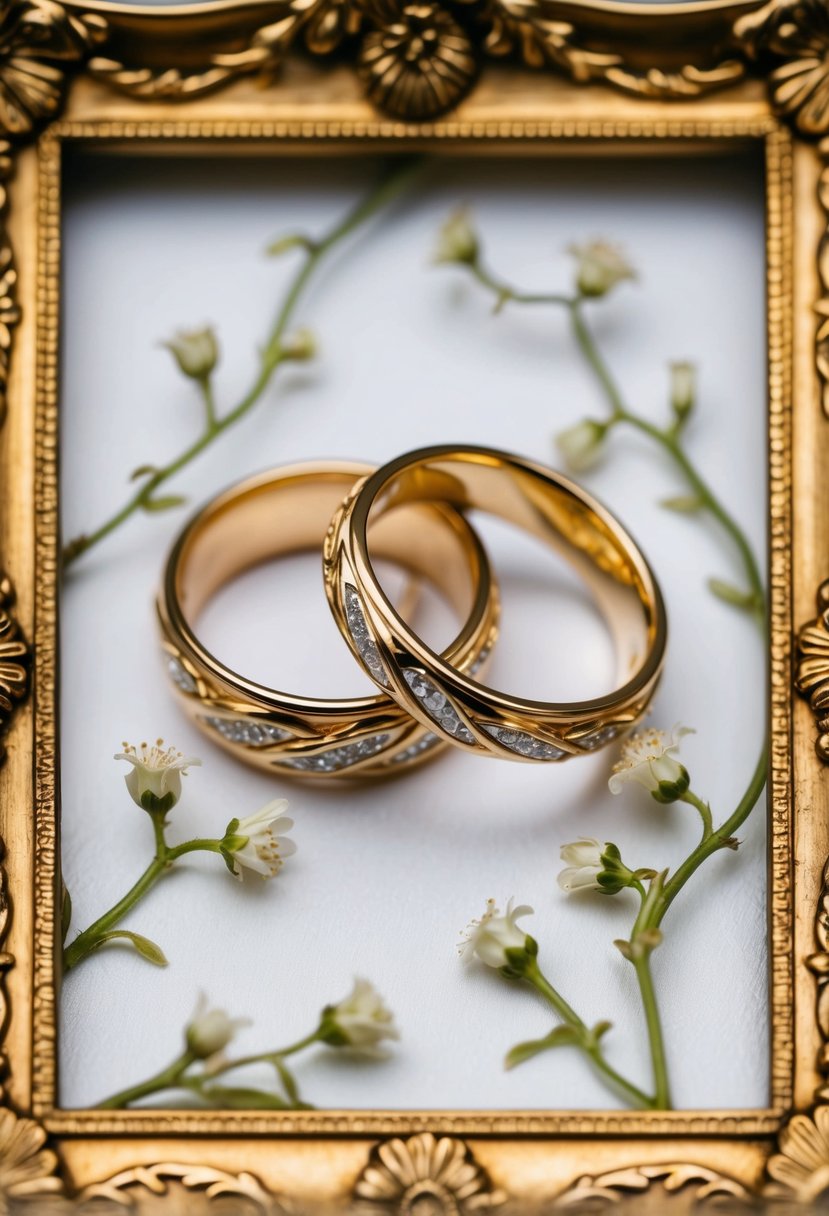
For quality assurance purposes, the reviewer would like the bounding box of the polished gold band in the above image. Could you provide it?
[324,445,667,762]
[157,462,499,778]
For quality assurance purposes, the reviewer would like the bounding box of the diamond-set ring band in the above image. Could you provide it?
[324,445,667,764]
[158,461,500,779]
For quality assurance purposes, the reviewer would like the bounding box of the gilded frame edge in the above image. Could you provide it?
[0,0,824,1207]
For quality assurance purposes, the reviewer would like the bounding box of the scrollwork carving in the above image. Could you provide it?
[75,1163,285,1213]
[550,1163,752,1211]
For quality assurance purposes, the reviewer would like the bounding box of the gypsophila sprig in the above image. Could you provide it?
[436,219,767,1111]
[98,983,399,1109]
[459,900,654,1108]
[62,159,423,569]
[62,744,296,973]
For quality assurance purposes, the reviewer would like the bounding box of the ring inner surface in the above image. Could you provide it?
[362,452,662,699]
[171,467,487,700]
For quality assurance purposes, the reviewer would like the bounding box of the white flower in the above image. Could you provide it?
[459,898,534,970]
[224,799,296,880]
[163,326,218,379]
[609,725,693,802]
[569,240,636,298]
[434,209,479,266]
[556,418,607,472]
[670,360,696,419]
[320,978,400,1053]
[558,838,604,893]
[114,739,200,814]
[185,993,250,1060]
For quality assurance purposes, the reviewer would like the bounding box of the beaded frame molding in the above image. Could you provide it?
[0,0,828,1209]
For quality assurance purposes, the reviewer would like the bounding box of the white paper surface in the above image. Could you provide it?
[59,152,769,1110]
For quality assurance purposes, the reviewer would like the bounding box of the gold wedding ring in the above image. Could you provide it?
[158,462,499,778]
[324,445,666,762]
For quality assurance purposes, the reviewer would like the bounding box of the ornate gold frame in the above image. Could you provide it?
[1,0,829,1207]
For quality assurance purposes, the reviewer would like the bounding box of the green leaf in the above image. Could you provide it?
[660,495,703,514]
[198,1084,291,1110]
[142,494,187,513]
[504,1025,580,1070]
[97,930,168,967]
[707,578,758,611]
[61,883,72,945]
[130,464,158,482]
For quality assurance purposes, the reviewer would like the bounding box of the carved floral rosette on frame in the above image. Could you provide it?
[0,0,828,1209]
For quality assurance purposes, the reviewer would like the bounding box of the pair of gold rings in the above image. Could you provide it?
[158,446,667,780]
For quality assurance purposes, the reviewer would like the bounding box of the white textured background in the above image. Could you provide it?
[59,153,768,1111]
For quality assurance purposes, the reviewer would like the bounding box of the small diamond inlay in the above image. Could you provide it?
[389,732,442,764]
[578,725,621,751]
[202,716,292,747]
[343,584,391,688]
[280,733,391,773]
[167,655,197,694]
[481,724,568,761]
[402,669,476,744]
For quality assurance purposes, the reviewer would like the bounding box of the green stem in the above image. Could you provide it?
[62,158,422,568]
[457,256,767,1111]
[208,1030,322,1078]
[660,748,768,917]
[98,1051,196,1109]
[568,300,765,616]
[198,376,218,430]
[528,965,655,1109]
[628,881,671,1108]
[98,1032,321,1110]
[632,952,669,1107]
[63,825,225,972]
[680,789,714,842]
[63,855,168,971]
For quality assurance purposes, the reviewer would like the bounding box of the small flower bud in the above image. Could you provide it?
[670,361,696,421]
[434,209,480,266]
[163,327,219,380]
[558,839,636,896]
[555,419,608,473]
[267,233,314,257]
[185,994,249,1060]
[280,328,317,362]
[569,241,636,299]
